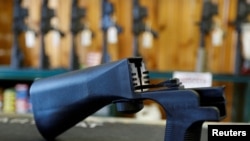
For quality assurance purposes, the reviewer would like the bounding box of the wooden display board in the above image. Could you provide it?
[0,0,238,73]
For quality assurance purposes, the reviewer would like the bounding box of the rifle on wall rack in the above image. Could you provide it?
[11,0,28,69]
[132,0,157,57]
[39,0,64,70]
[69,0,87,71]
[233,0,250,75]
[101,0,122,64]
[195,0,218,72]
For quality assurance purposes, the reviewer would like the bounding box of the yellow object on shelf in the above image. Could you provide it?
[3,89,16,114]
[0,88,3,111]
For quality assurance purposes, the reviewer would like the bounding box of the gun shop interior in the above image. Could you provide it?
[0,0,250,140]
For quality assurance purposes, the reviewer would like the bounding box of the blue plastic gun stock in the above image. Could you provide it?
[30,57,226,141]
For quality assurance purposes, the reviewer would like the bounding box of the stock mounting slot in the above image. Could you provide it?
[128,58,150,92]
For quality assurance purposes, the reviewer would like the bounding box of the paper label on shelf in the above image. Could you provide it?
[211,26,224,46]
[81,29,92,47]
[86,52,101,67]
[25,30,36,48]
[107,26,118,44]
[173,71,212,88]
[142,31,153,48]
[212,27,224,47]
[52,30,60,47]
[242,23,250,60]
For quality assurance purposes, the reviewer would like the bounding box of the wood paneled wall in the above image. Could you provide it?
[0,0,13,64]
[0,0,239,73]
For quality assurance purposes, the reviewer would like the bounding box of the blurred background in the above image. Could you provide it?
[0,0,250,123]
[0,0,241,72]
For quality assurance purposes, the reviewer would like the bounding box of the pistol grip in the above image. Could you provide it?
[140,90,221,141]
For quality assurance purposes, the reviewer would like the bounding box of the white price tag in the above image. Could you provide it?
[25,30,36,48]
[107,26,118,44]
[173,71,212,88]
[81,29,92,46]
[212,26,224,46]
[86,52,102,67]
[142,31,153,48]
[242,24,250,60]
[52,30,60,47]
